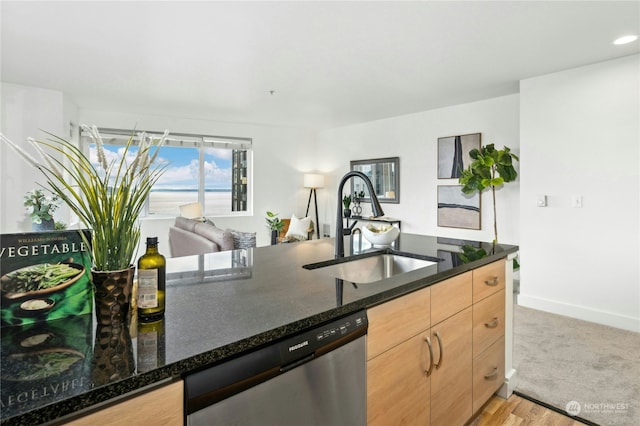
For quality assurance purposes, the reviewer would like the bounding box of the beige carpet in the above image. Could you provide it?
[513,305,640,426]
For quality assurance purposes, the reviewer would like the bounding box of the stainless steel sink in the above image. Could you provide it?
[303,253,439,284]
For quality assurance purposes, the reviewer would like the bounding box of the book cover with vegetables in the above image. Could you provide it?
[0,230,93,327]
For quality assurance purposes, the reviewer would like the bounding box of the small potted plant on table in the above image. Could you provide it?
[266,211,285,245]
[23,188,61,231]
[342,195,352,218]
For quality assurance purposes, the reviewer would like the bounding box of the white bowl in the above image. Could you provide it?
[362,224,400,247]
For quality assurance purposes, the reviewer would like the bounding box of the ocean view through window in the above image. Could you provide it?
[80,128,252,217]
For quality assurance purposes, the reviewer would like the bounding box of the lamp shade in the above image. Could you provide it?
[304,173,325,189]
[180,202,205,220]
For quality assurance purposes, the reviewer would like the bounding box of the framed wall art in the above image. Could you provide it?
[437,185,481,230]
[437,132,481,179]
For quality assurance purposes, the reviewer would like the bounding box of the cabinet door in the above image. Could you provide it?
[473,289,505,358]
[429,307,473,426]
[367,333,431,426]
[367,286,431,360]
[472,260,505,303]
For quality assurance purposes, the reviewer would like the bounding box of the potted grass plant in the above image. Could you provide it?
[2,125,169,325]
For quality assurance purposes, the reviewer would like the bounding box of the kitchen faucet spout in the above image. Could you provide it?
[335,171,384,258]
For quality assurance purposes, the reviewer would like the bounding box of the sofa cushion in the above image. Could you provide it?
[227,229,257,249]
[175,216,216,232]
[194,222,234,251]
[174,216,199,233]
[169,226,220,257]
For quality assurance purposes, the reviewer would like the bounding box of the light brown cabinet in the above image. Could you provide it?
[473,336,505,413]
[472,260,506,414]
[64,380,183,426]
[429,306,472,426]
[367,286,431,425]
[472,260,505,303]
[367,260,506,426]
[367,332,431,425]
[473,289,505,358]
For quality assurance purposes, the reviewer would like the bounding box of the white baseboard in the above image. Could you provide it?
[517,294,640,333]
[498,368,518,398]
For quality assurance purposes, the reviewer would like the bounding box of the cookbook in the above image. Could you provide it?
[0,230,93,327]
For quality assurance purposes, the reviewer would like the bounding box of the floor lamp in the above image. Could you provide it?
[304,174,324,239]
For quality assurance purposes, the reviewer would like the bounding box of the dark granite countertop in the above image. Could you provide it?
[1,233,517,425]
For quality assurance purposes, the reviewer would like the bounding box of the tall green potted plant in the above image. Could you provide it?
[2,126,169,325]
[458,143,519,244]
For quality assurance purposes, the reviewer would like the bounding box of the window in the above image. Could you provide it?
[80,128,252,217]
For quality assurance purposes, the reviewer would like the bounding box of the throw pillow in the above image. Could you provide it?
[285,215,311,240]
[228,230,257,249]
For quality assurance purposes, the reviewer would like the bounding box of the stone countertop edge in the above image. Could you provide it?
[2,236,518,426]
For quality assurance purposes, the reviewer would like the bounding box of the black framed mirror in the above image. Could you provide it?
[350,157,399,204]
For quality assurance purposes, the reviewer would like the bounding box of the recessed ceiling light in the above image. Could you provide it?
[613,35,638,45]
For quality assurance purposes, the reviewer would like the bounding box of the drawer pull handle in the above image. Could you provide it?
[424,336,434,377]
[434,331,444,369]
[484,367,499,380]
[484,277,499,286]
[484,317,499,328]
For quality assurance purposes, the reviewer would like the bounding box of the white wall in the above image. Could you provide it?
[316,94,520,245]
[0,83,74,233]
[519,54,640,332]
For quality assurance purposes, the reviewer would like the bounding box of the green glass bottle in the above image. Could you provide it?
[137,237,166,321]
[137,317,166,373]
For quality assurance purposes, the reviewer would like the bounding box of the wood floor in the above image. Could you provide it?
[469,394,589,426]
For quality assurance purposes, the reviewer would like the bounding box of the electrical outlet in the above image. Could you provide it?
[322,223,331,237]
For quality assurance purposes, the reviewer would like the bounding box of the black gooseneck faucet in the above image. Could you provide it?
[335,171,385,258]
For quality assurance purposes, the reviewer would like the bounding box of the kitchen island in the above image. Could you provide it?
[1,233,518,425]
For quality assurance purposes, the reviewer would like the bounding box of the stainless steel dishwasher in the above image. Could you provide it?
[185,310,368,426]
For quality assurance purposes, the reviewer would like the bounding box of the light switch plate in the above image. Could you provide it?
[537,195,547,207]
[572,195,583,208]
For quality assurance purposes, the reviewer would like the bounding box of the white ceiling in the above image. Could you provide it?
[1,1,638,130]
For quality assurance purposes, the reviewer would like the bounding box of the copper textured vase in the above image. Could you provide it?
[91,266,135,326]
[91,323,135,385]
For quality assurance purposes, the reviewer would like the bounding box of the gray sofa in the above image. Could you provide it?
[168,217,256,257]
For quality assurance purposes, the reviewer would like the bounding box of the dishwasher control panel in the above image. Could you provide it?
[279,311,368,367]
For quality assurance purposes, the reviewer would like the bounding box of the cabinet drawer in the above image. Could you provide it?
[472,289,505,358]
[472,260,505,302]
[367,286,430,360]
[472,336,505,414]
[431,271,472,326]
